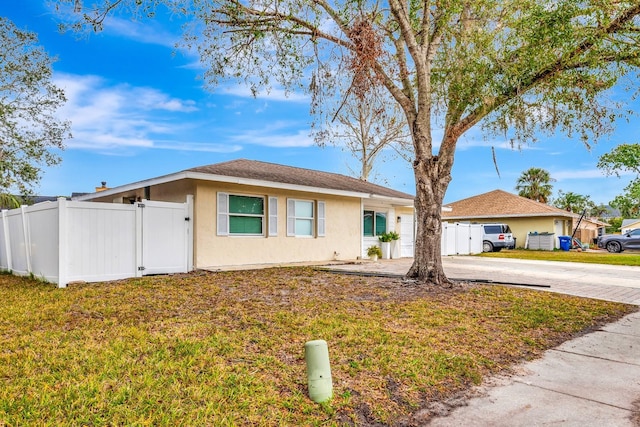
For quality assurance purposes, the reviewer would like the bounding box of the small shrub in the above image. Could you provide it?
[367,245,382,257]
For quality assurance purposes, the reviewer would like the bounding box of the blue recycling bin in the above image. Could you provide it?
[558,236,571,251]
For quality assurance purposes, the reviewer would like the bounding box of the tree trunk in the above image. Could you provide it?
[406,153,454,286]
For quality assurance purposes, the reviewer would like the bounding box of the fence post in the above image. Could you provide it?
[186,194,194,272]
[57,198,68,288]
[1,210,11,271]
[20,205,32,274]
[135,201,144,278]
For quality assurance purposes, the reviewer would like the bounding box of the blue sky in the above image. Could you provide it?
[2,1,637,205]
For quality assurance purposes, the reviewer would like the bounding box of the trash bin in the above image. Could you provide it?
[558,235,571,251]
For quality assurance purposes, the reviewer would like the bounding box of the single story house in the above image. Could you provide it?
[74,159,416,269]
[621,219,640,234]
[442,189,579,249]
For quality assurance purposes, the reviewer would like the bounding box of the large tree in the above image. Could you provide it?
[597,143,640,176]
[609,180,640,217]
[61,0,640,285]
[552,190,595,214]
[597,143,640,217]
[0,17,70,196]
[516,168,555,204]
[316,85,411,182]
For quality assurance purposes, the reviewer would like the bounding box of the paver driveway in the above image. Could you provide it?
[327,256,640,305]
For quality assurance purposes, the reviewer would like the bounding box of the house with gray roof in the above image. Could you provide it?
[75,159,416,268]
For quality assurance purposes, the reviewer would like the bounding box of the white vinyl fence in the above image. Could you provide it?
[0,197,193,288]
[441,222,483,255]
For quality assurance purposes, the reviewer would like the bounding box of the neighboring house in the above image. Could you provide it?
[621,218,640,234]
[74,159,416,269]
[574,216,609,245]
[442,189,577,249]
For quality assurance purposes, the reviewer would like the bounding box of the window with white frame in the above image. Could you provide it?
[287,199,325,237]
[217,193,265,236]
[363,210,387,236]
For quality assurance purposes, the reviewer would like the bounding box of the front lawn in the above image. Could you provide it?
[0,269,635,425]
[478,249,640,266]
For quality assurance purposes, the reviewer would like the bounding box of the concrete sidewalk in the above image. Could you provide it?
[427,310,640,426]
[324,257,640,426]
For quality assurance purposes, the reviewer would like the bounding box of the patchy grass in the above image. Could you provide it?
[478,249,640,266]
[0,268,635,426]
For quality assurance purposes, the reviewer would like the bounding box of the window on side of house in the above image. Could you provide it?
[363,210,387,236]
[288,199,314,237]
[217,193,265,236]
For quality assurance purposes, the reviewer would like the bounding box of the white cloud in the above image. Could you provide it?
[51,3,183,49]
[131,87,198,112]
[229,124,313,148]
[102,17,179,48]
[219,84,309,103]
[456,137,540,151]
[70,133,153,150]
[54,73,204,152]
[153,141,243,153]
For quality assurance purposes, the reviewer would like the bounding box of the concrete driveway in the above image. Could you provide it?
[327,256,640,305]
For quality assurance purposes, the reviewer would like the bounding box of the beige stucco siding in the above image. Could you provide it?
[395,206,415,217]
[194,182,362,268]
[500,217,568,248]
[78,178,411,267]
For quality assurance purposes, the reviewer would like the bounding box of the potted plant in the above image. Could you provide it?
[378,232,393,259]
[387,231,400,258]
[367,245,382,261]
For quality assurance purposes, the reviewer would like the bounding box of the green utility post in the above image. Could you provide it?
[304,340,333,403]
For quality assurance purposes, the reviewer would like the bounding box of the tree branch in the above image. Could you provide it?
[455,3,640,136]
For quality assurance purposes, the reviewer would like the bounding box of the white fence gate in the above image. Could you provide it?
[441,222,483,255]
[0,197,192,288]
[141,200,191,275]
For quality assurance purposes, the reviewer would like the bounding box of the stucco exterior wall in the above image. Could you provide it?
[79,178,410,268]
[502,217,568,248]
[395,206,415,217]
[194,182,362,268]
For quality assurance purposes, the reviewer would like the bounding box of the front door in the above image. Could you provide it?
[399,214,415,257]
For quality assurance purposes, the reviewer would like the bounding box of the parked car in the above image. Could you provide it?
[481,223,515,252]
[597,228,640,253]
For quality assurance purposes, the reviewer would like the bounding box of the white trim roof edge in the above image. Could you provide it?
[73,171,415,204]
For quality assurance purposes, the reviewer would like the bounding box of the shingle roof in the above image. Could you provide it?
[442,189,576,219]
[187,159,414,200]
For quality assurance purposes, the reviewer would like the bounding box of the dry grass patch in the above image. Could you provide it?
[0,268,635,426]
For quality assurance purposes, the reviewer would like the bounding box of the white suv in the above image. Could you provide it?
[481,224,515,252]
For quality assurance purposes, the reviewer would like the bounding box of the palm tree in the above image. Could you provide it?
[515,168,555,203]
